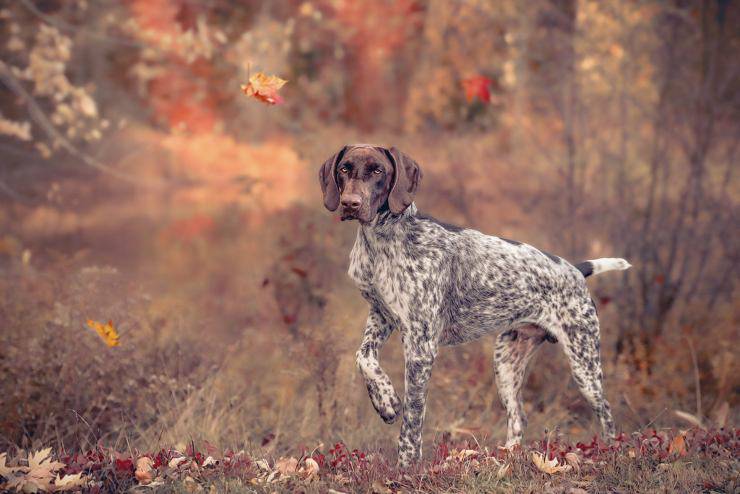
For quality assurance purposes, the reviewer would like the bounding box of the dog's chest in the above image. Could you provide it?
[348,228,406,319]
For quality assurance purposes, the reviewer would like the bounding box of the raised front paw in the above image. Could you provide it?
[366,380,402,424]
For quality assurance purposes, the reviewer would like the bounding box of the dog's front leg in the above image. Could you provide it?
[397,333,437,468]
[356,307,402,424]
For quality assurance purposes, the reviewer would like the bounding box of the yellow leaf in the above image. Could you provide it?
[241,72,287,105]
[86,319,120,347]
[532,452,572,475]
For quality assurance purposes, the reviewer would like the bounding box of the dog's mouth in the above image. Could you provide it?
[341,208,373,224]
[340,210,358,221]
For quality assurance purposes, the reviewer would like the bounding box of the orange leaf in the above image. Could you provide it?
[241,72,287,105]
[668,434,687,457]
[86,319,120,347]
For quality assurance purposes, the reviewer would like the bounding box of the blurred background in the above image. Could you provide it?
[0,0,737,457]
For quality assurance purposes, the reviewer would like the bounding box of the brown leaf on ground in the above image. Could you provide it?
[135,457,154,485]
[668,434,687,457]
[532,452,572,475]
[275,456,299,476]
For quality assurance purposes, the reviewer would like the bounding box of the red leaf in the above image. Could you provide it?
[461,75,492,103]
[291,267,308,278]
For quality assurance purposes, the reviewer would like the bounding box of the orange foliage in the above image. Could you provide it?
[127,0,221,132]
[161,214,216,243]
[332,0,424,130]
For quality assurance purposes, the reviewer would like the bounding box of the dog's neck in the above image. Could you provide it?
[356,203,417,247]
[370,202,416,230]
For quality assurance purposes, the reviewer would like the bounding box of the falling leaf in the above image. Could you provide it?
[135,457,154,485]
[531,452,572,475]
[668,434,687,457]
[461,75,492,103]
[86,319,120,347]
[241,73,287,105]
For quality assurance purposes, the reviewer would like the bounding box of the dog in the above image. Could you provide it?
[318,144,631,467]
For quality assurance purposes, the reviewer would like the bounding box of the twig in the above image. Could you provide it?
[641,407,668,431]
[70,408,99,446]
[0,60,171,188]
[685,336,702,420]
[19,0,149,49]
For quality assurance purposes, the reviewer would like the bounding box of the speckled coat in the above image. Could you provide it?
[350,203,627,467]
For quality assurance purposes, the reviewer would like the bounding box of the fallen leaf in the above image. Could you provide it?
[169,456,188,469]
[300,457,319,480]
[25,448,65,491]
[668,434,687,457]
[54,472,87,491]
[86,319,120,347]
[532,452,572,475]
[0,452,22,478]
[135,457,154,485]
[496,462,511,479]
[241,72,287,105]
[564,452,581,472]
[275,456,298,476]
[371,480,392,494]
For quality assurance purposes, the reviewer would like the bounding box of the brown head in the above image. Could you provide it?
[318,144,422,224]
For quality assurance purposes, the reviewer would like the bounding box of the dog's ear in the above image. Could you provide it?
[318,145,350,211]
[382,147,422,214]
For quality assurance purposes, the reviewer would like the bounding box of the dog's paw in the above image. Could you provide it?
[377,394,402,424]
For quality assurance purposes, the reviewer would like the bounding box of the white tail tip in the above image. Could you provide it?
[589,258,632,275]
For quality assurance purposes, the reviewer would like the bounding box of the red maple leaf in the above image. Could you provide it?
[461,75,492,103]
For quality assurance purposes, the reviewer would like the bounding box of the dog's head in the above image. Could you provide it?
[318,144,422,224]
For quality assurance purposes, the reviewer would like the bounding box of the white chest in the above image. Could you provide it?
[347,228,409,323]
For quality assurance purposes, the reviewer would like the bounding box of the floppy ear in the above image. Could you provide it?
[318,145,350,211]
[383,147,422,214]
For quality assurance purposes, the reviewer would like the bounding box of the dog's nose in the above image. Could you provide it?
[341,194,362,210]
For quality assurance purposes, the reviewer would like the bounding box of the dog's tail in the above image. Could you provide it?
[575,258,631,278]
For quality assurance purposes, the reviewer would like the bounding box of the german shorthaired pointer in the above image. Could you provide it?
[319,144,631,467]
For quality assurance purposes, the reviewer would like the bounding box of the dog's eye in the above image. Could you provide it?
[372,169,382,174]
[339,166,349,174]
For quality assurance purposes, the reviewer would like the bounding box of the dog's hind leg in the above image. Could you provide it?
[356,307,402,424]
[493,325,547,447]
[556,313,616,440]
